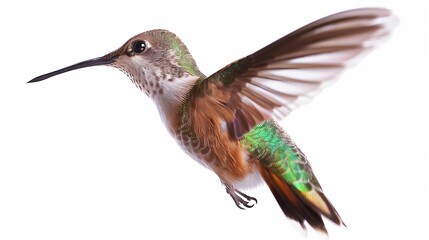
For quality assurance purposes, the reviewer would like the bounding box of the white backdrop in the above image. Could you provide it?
[0,1,428,239]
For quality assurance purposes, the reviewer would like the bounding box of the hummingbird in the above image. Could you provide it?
[29,8,396,234]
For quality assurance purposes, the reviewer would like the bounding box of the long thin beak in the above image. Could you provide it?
[28,55,118,83]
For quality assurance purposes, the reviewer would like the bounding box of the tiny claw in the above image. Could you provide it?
[242,201,254,209]
[224,184,258,210]
[232,198,246,210]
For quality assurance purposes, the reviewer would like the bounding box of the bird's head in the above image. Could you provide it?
[29,29,204,98]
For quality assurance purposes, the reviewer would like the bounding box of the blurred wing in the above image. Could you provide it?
[190,8,397,139]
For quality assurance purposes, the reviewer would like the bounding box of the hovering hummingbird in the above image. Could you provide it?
[29,8,396,234]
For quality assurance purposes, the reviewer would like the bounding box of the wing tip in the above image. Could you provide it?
[345,7,400,31]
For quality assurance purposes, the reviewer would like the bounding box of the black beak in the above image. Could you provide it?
[28,55,118,83]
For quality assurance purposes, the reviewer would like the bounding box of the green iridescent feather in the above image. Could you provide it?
[241,120,321,192]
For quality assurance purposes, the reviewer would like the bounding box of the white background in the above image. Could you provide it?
[0,0,428,239]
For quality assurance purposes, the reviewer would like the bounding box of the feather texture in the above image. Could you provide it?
[242,121,344,233]
[191,8,397,139]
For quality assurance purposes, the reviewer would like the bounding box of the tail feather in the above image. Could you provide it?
[259,165,344,233]
[242,120,345,233]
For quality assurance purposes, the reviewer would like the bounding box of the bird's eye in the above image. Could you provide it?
[132,40,147,53]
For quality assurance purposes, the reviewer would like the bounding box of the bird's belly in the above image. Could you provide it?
[179,142,213,170]
[173,131,261,188]
[182,143,263,189]
[231,168,264,190]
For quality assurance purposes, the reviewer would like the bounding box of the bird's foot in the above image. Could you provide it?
[225,185,257,209]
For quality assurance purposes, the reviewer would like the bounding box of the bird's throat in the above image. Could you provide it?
[151,74,199,133]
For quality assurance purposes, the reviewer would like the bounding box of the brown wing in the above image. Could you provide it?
[189,8,397,139]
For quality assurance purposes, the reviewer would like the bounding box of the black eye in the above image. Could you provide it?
[132,40,146,53]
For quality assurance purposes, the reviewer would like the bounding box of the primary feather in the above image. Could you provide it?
[192,8,397,139]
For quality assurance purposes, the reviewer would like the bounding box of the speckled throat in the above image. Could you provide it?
[107,30,206,132]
